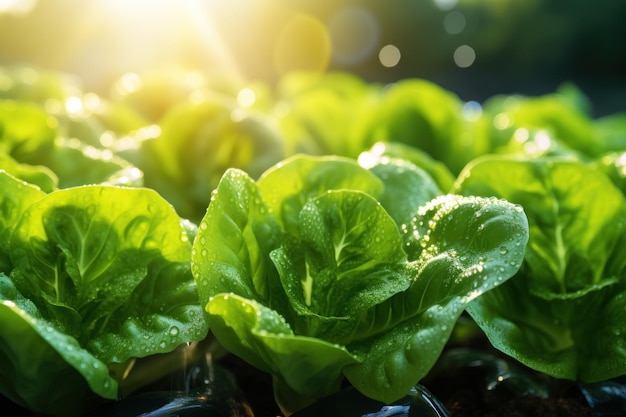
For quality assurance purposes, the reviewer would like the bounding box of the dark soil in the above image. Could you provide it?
[441,387,594,417]
[0,346,601,417]
[220,349,598,417]
[219,354,283,417]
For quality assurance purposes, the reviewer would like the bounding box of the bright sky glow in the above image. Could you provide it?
[0,0,489,90]
[0,0,36,15]
[57,0,248,86]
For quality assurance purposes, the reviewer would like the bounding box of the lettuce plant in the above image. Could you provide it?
[191,154,529,415]
[0,171,209,416]
[136,94,286,223]
[453,156,626,382]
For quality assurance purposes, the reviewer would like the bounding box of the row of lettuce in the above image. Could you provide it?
[1,65,625,416]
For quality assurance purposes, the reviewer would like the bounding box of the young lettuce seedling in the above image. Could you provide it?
[192,154,529,415]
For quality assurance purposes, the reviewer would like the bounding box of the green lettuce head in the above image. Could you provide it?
[0,171,208,416]
[192,154,529,415]
[453,156,626,383]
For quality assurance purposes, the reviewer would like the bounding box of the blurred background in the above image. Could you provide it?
[0,0,625,116]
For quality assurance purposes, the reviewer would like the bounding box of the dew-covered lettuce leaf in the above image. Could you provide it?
[0,171,47,273]
[0,275,116,417]
[358,141,456,193]
[192,154,528,413]
[453,156,626,382]
[0,178,208,416]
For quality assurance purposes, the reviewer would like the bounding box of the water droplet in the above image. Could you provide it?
[499,246,508,255]
[169,326,180,336]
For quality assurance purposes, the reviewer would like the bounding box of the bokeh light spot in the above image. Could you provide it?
[433,0,458,11]
[114,72,142,96]
[444,11,465,34]
[453,44,476,68]
[514,128,529,142]
[379,44,401,68]
[328,6,380,66]
[462,100,482,121]
[274,13,331,76]
[64,96,83,114]
[237,87,256,108]
[493,113,511,130]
